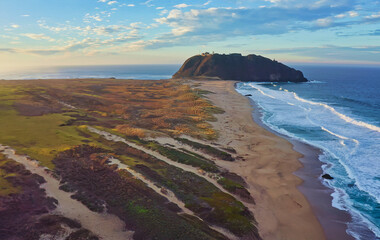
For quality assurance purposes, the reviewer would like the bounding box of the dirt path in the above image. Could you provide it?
[108,157,238,240]
[153,136,224,162]
[87,127,235,196]
[0,145,134,240]
[109,157,193,215]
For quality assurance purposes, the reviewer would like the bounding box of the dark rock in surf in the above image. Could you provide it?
[322,174,334,180]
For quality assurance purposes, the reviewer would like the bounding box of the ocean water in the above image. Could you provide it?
[236,65,380,240]
[0,64,180,80]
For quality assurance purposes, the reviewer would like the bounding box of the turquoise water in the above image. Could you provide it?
[236,65,380,240]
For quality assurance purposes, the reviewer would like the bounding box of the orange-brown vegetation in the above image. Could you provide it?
[10,79,222,139]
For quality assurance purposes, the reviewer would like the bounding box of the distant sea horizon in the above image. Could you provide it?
[0,64,181,80]
[1,63,380,81]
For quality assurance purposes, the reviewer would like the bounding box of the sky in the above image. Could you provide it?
[1,0,380,69]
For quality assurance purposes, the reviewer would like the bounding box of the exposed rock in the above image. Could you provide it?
[173,53,307,82]
[322,174,334,180]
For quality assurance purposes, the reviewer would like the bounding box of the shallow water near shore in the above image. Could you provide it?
[236,65,380,239]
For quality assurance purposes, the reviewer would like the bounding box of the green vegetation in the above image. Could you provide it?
[0,111,85,169]
[145,141,220,173]
[179,147,209,160]
[201,192,255,234]
[0,154,21,196]
[217,177,245,193]
[0,84,115,169]
[77,131,255,236]
[87,126,254,202]
[175,137,235,161]
[54,145,227,240]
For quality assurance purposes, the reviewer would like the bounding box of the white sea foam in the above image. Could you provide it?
[306,80,325,84]
[291,92,380,134]
[236,82,380,239]
[321,126,349,140]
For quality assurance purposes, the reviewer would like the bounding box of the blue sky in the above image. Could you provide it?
[1,0,380,68]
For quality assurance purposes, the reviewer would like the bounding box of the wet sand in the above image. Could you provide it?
[249,97,354,240]
[194,80,347,240]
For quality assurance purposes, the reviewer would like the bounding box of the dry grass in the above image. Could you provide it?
[7,79,222,139]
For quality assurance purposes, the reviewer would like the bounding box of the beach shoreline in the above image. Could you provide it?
[248,94,354,240]
[194,80,352,240]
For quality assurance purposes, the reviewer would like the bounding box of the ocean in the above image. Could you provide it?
[0,64,180,80]
[236,65,380,240]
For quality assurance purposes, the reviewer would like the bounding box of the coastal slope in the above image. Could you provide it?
[173,53,307,82]
[0,79,261,240]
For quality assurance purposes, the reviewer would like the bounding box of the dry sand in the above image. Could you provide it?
[195,80,326,240]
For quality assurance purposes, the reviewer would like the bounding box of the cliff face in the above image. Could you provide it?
[173,53,307,82]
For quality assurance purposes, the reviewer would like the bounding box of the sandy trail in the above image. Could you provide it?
[87,126,255,214]
[108,157,193,215]
[153,137,222,162]
[40,94,77,109]
[88,127,251,239]
[193,80,326,240]
[108,157,238,240]
[87,127,237,198]
[0,145,134,240]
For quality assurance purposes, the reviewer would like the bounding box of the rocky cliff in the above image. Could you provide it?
[173,53,307,82]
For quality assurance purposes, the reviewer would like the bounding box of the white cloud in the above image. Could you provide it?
[159,9,168,16]
[11,24,20,28]
[1,35,20,40]
[142,0,154,7]
[335,10,359,19]
[315,17,333,27]
[174,3,190,9]
[348,11,358,17]
[21,33,55,42]
[364,11,380,20]
[38,20,68,32]
[108,1,117,5]
[264,0,349,9]
[84,13,103,22]
[128,4,135,7]
[21,14,30,17]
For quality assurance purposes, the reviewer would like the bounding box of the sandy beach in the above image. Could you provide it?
[195,80,327,240]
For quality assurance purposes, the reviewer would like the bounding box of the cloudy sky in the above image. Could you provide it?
[1,0,380,69]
